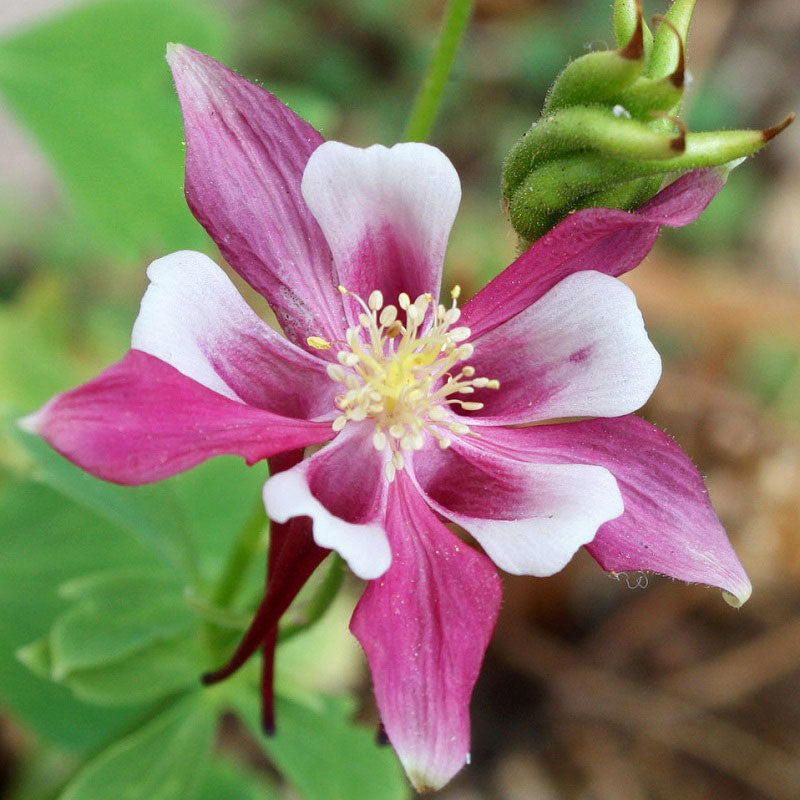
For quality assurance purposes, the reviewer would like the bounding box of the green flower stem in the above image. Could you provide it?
[403,0,474,142]
[279,554,345,643]
[211,500,268,611]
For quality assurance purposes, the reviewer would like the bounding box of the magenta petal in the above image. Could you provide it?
[167,45,345,347]
[21,350,335,485]
[479,417,751,605]
[350,474,502,791]
[462,169,727,338]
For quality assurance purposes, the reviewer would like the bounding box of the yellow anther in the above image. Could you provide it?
[307,336,332,350]
[450,285,461,300]
[379,305,397,327]
[368,290,384,310]
[322,286,500,475]
[337,285,349,295]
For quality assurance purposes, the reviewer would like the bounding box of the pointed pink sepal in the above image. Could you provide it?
[350,474,502,791]
[462,168,727,338]
[479,416,751,606]
[22,350,335,485]
[166,44,345,348]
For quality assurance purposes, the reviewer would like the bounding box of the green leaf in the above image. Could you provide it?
[50,569,194,676]
[0,0,232,259]
[59,694,218,800]
[15,429,198,579]
[16,565,207,707]
[0,478,159,750]
[57,635,206,707]
[168,456,269,579]
[15,637,54,681]
[236,691,408,800]
[200,758,281,800]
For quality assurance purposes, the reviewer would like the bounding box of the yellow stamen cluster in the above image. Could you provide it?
[309,286,499,482]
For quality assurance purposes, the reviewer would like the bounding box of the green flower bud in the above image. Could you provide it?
[509,121,794,245]
[646,0,695,81]
[503,106,685,200]
[611,76,683,118]
[614,0,653,58]
[502,0,795,246]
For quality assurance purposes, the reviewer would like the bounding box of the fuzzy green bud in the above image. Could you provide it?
[614,0,653,56]
[543,50,642,115]
[502,0,794,247]
[647,0,696,81]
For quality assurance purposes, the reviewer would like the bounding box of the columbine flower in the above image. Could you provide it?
[21,47,751,792]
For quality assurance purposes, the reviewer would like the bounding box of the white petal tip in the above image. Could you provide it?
[405,758,465,793]
[407,772,446,794]
[17,408,45,435]
[165,42,187,65]
[722,583,752,608]
[263,470,391,581]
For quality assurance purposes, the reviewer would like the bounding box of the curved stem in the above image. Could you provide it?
[403,0,475,143]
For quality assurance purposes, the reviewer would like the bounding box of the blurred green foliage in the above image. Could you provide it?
[0,0,231,260]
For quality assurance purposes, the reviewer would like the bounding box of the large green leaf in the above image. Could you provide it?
[14,426,270,583]
[15,430,198,578]
[200,758,281,800]
[16,566,205,708]
[0,478,159,750]
[49,569,193,676]
[51,635,205,707]
[0,0,231,259]
[58,693,218,800]
[168,456,269,581]
[236,691,409,800]
[2,431,271,738]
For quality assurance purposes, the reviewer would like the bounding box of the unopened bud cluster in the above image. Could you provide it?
[502,0,794,245]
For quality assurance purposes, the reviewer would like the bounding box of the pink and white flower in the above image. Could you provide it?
[21,46,751,792]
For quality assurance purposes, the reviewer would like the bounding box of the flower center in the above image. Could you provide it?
[308,286,499,481]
